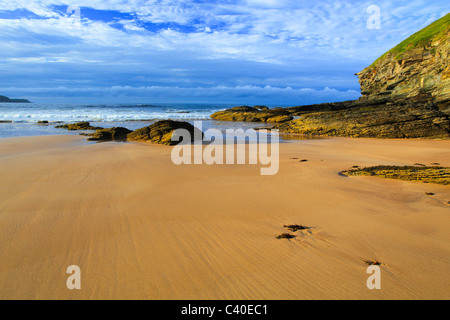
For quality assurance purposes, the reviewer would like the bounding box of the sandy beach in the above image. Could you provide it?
[0,135,449,300]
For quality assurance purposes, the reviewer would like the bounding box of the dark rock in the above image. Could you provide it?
[87,127,132,142]
[55,122,104,131]
[211,107,293,123]
[127,120,204,145]
[276,233,296,240]
[230,106,259,112]
[284,225,310,232]
[364,260,382,266]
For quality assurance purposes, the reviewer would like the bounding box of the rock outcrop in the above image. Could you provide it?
[55,120,205,145]
[127,120,204,145]
[276,99,449,139]
[55,122,104,131]
[87,127,132,142]
[342,165,450,185]
[211,106,294,123]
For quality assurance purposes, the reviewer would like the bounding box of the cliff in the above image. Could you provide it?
[273,14,450,139]
[210,15,450,139]
[357,13,450,112]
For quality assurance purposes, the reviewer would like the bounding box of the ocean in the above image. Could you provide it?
[0,102,286,139]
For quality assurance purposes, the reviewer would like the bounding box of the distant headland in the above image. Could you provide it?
[0,95,31,103]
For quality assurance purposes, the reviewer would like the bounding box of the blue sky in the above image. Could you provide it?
[0,0,448,105]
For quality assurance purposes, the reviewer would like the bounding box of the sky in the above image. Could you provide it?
[0,0,448,105]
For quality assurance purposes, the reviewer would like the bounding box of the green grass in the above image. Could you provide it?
[369,13,450,69]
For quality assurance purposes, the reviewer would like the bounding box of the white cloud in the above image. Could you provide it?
[2,84,361,104]
[0,0,448,103]
[1,0,446,62]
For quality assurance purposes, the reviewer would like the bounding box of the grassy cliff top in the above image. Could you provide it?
[368,13,450,69]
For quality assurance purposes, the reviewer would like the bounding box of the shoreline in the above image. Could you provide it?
[0,135,449,299]
[0,119,269,140]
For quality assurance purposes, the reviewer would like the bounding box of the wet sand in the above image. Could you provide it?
[0,135,449,300]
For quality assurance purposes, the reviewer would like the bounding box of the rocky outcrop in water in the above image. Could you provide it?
[55,122,104,131]
[211,106,293,123]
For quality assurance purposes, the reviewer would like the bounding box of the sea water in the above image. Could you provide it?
[0,102,285,139]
